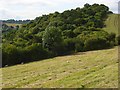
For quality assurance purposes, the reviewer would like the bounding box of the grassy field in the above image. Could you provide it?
[103,14,119,36]
[5,23,22,27]
[1,47,118,88]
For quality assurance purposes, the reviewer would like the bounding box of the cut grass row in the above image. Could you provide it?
[1,47,118,88]
[103,14,119,36]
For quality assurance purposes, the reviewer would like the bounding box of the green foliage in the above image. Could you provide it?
[116,35,120,45]
[2,19,30,24]
[73,26,87,35]
[2,43,50,66]
[2,3,117,66]
[42,26,62,55]
[75,39,84,52]
[62,30,75,38]
[63,38,76,52]
[84,37,108,50]
[22,43,50,62]
[2,44,22,65]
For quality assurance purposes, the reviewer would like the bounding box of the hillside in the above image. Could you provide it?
[103,14,119,35]
[5,23,22,27]
[3,4,118,67]
[2,47,118,88]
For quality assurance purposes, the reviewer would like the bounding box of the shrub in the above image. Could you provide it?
[84,37,109,51]
[75,38,84,52]
[22,43,50,62]
[2,44,22,66]
[116,35,120,45]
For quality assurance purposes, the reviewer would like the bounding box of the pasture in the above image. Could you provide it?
[1,47,118,88]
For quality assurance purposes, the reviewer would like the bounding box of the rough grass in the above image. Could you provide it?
[5,23,22,27]
[103,14,120,36]
[1,47,118,88]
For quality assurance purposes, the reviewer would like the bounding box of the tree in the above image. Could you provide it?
[42,26,62,55]
[62,30,75,38]
[2,3,115,66]
[2,44,22,66]
[84,3,91,8]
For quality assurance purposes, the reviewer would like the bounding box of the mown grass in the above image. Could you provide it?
[1,47,118,88]
[103,14,120,36]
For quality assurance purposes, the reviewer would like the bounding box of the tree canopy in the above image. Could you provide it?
[2,3,117,67]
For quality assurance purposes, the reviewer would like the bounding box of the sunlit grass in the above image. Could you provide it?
[103,14,119,36]
[2,47,118,88]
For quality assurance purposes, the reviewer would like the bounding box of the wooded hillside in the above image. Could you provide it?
[2,3,119,67]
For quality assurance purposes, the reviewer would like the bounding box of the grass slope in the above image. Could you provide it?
[1,47,118,88]
[5,23,22,27]
[103,14,119,35]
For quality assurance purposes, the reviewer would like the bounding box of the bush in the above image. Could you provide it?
[2,44,22,66]
[84,37,109,51]
[2,43,50,66]
[63,38,76,52]
[116,35,120,45]
[75,38,84,52]
[20,43,50,62]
